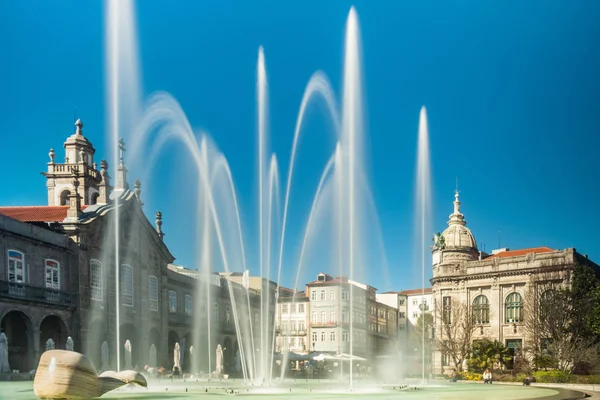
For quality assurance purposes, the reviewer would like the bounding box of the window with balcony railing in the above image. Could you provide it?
[45,259,60,301]
[7,250,25,294]
[120,264,133,307]
[185,294,192,316]
[90,259,102,301]
[148,276,158,311]
[169,290,177,313]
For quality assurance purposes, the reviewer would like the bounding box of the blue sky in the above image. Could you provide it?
[1,1,599,292]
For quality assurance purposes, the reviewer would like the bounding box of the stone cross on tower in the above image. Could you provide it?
[114,137,129,191]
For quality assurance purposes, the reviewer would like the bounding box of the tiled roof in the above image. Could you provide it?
[486,247,554,259]
[398,288,432,296]
[306,277,349,286]
[0,206,88,222]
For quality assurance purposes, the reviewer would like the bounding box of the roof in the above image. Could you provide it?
[306,276,349,286]
[0,205,88,223]
[398,288,433,296]
[486,247,554,259]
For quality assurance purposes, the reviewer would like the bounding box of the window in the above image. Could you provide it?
[330,332,336,341]
[540,289,556,323]
[298,304,305,313]
[342,332,349,342]
[442,296,452,324]
[213,302,220,322]
[312,332,317,342]
[90,259,102,301]
[412,312,418,318]
[330,311,336,323]
[169,291,177,313]
[45,259,60,290]
[320,290,326,300]
[290,322,296,331]
[342,290,349,300]
[505,292,523,323]
[290,338,296,347]
[473,295,490,324]
[321,311,326,323]
[185,294,192,316]
[320,332,326,341]
[298,322,305,331]
[254,312,259,324]
[7,250,25,285]
[312,311,317,322]
[413,299,418,306]
[282,322,288,332]
[282,304,288,313]
[120,264,133,306]
[399,298,405,306]
[399,311,406,319]
[342,310,349,323]
[148,276,158,311]
[311,291,317,300]
[330,290,335,300]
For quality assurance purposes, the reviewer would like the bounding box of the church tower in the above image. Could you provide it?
[431,190,479,269]
[43,119,108,206]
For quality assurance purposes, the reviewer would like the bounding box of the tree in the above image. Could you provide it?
[468,339,513,372]
[413,312,435,372]
[435,298,477,372]
[570,263,600,339]
[523,271,599,374]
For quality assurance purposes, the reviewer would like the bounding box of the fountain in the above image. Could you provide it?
[3,1,582,400]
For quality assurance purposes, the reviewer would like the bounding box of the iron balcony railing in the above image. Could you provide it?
[0,280,76,307]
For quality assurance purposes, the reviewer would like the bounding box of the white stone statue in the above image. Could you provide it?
[124,340,132,370]
[179,338,186,371]
[46,338,55,351]
[235,348,241,372]
[215,344,223,375]
[173,343,181,371]
[100,341,109,371]
[0,332,11,373]
[65,336,74,351]
[188,346,195,373]
[148,344,157,368]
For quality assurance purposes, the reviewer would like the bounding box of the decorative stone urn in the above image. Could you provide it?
[33,350,146,399]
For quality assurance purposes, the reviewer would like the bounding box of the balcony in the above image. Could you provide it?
[0,280,76,307]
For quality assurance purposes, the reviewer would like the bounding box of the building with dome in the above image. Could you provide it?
[430,191,598,375]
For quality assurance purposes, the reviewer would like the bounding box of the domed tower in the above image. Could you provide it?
[432,190,479,269]
[43,119,108,206]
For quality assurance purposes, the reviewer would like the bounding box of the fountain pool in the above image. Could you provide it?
[0,380,587,400]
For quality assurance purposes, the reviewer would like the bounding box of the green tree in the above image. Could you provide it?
[468,339,512,372]
[570,263,600,339]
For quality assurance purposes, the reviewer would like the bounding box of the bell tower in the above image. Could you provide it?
[43,119,106,206]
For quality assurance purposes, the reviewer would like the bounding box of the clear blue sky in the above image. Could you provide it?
[1,1,599,292]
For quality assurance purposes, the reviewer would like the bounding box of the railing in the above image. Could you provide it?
[0,280,76,307]
[48,163,101,180]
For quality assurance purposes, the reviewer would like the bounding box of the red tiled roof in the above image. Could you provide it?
[486,247,554,259]
[0,206,88,222]
[398,288,432,296]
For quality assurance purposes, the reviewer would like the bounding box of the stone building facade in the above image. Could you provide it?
[0,120,270,375]
[430,191,599,374]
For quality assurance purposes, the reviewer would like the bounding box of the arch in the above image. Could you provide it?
[182,332,192,373]
[472,295,489,324]
[40,314,69,351]
[167,330,180,370]
[1,310,33,372]
[223,336,233,374]
[59,189,70,206]
[148,327,161,367]
[120,324,139,369]
[505,292,523,323]
[88,319,107,370]
[90,192,99,205]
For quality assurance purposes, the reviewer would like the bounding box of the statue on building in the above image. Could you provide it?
[124,340,132,370]
[148,344,157,368]
[100,341,109,372]
[215,344,223,376]
[65,337,74,351]
[0,331,10,373]
[432,232,446,250]
[46,338,55,351]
